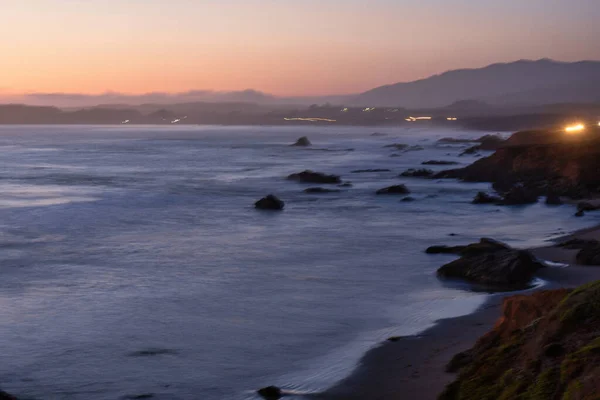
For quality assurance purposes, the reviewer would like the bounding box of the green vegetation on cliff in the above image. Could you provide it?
[440,282,600,400]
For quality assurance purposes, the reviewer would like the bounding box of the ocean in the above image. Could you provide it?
[0,125,596,400]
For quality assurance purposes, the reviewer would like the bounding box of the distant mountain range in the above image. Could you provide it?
[3,59,600,110]
[350,59,600,108]
[11,90,348,109]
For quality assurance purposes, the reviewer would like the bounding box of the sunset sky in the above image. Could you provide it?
[2,0,600,97]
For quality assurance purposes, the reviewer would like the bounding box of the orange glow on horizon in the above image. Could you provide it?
[1,1,599,98]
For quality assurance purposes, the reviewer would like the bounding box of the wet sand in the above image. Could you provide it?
[316,224,600,400]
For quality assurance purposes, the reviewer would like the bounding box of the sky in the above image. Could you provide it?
[1,0,599,97]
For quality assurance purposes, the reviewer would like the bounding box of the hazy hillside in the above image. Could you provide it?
[351,59,600,108]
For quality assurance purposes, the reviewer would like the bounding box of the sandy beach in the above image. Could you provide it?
[317,222,600,400]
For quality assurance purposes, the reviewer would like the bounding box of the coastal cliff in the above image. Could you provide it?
[436,127,600,196]
[440,282,600,399]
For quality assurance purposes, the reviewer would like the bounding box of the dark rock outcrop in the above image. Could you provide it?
[439,283,600,400]
[401,196,416,202]
[459,146,480,156]
[303,187,341,194]
[257,386,282,400]
[437,134,505,150]
[351,169,391,173]
[476,134,505,150]
[255,195,285,210]
[472,191,501,204]
[287,170,341,184]
[434,128,600,198]
[291,136,311,146]
[436,239,543,288]
[422,160,459,165]
[400,168,433,178]
[376,185,410,195]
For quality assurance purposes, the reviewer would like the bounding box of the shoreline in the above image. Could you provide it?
[312,222,600,400]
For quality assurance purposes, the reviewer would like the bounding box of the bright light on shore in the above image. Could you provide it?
[406,116,432,122]
[565,123,585,134]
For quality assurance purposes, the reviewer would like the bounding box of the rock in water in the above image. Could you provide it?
[401,196,416,202]
[0,391,18,400]
[422,160,459,165]
[255,195,285,210]
[291,136,311,146]
[376,185,410,195]
[426,245,466,254]
[383,143,409,151]
[437,245,544,288]
[257,386,282,400]
[426,238,508,256]
[400,168,433,178]
[472,191,502,204]
[287,170,341,184]
[303,187,340,194]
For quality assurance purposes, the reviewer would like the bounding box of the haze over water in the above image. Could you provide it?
[0,125,598,400]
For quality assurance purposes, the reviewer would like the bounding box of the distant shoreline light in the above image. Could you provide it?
[284,117,336,122]
[405,116,432,122]
[565,123,585,133]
